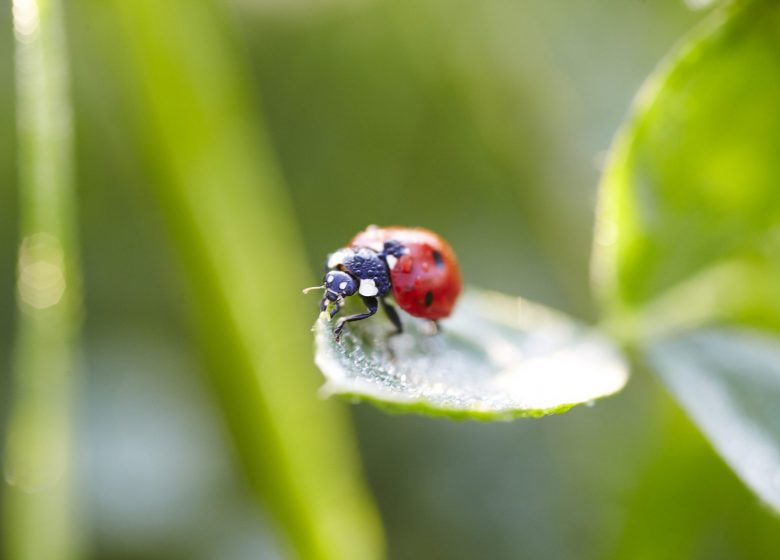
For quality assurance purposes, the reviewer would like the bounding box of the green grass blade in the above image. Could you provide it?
[4,0,83,559]
[99,1,384,558]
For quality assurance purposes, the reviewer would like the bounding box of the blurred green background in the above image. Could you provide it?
[2,0,780,559]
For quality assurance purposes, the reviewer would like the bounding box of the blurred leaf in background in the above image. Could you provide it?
[596,0,780,333]
[596,0,780,513]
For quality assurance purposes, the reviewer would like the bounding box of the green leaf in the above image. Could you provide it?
[595,0,780,510]
[315,290,628,420]
[595,0,780,338]
[648,329,780,511]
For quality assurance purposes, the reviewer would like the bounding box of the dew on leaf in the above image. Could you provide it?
[314,290,629,420]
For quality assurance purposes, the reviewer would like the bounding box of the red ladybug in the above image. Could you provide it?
[304,225,462,339]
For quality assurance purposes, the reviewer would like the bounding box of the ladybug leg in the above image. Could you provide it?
[321,295,343,319]
[380,297,403,335]
[334,296,378,340]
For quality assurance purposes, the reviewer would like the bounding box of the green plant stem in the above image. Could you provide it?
[4,0,82,559]
[101,1,384,558]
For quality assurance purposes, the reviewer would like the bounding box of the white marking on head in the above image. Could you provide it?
[385,255,398,269]
[366,241,384,252]
[327,250,347,268]
[327,275,334,284]
[359,278,379,297]
[339,281,348,290]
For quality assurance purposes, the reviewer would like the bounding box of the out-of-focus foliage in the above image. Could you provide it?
[74,0,384,558]
[596,0,780,511]
[316,290,627,419]
[0,4,16,347]
[4,0,82,559]
[649,329,780,511]
[1,0,779,559]
[596,0,780,333]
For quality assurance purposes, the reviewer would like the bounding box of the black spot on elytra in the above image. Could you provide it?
[424,291,434,306]
[432,250,444,268]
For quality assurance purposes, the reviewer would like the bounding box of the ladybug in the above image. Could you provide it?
[304,225,462,340]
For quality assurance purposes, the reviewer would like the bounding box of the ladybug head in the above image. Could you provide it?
[303,270,359,315]
[323,270,358,302]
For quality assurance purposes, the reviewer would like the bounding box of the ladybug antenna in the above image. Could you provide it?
[302,284,326,295]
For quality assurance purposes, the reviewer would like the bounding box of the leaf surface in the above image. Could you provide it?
[315,290,628,420]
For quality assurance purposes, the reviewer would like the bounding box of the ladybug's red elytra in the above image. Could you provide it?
[304,225,462,340]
